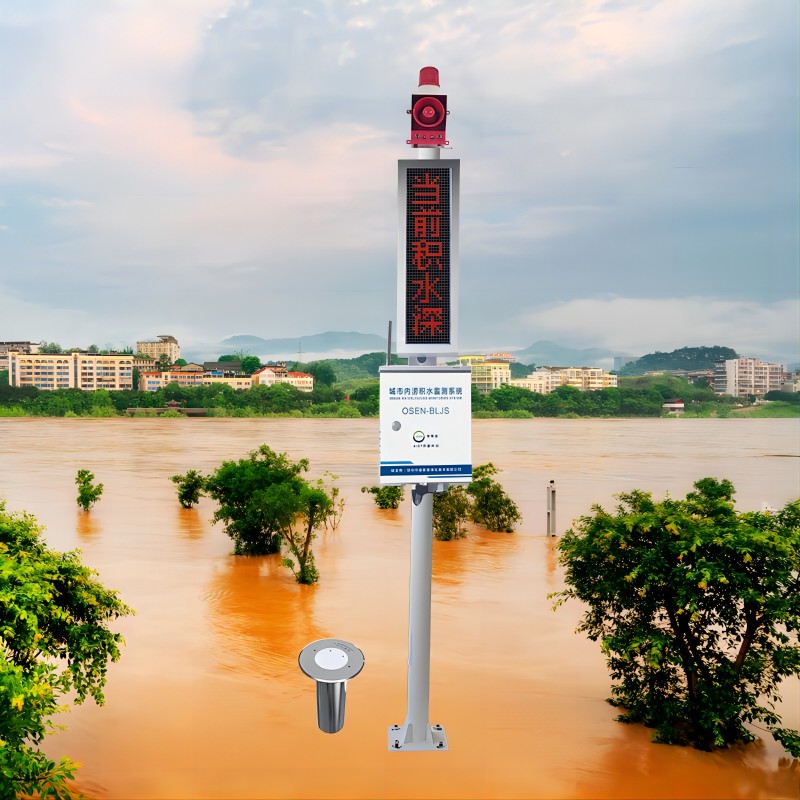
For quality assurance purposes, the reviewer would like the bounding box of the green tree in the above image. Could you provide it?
[37,342,63,354]
[307,361,336,386]
[433,486,472,540]
[362,485,404,509]
[155,354,172,373]
[466,463,521,532]
[0,501,132,796]
[277,481,332,584]
[171,469,206,508]
[75,469,104,511]
[552,478,800,755]
[240,355,262,375]
[205,446,340,583]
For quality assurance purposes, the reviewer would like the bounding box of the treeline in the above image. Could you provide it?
[0,379,356,418]
[0,370,785,419]
[618,345,737,376]
[472,378,715,418]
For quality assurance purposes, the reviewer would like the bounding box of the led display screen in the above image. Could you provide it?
[405,166,451,346]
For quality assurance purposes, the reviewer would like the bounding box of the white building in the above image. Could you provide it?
[509,366,617,394]
[252,365,314,392]
[9,352,134,391]
[457,355,512,395]
[135,335,180,363]
[714,358,784,397]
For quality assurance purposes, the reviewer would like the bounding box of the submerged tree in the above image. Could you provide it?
[552,478,800,755]
[205,445,340,583]
[466,462,521,532]
[0,501,133,796]
[432,485,472,541]
[361,485,404,510]
[429,463,521,540]
[75,468,104,511]
[170,469,206,508]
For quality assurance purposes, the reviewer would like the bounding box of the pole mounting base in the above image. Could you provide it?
[388,722,448,751]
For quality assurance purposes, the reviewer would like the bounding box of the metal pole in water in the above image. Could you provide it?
[547,480,557,537]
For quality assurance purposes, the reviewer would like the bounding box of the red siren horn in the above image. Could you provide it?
[412,96,446,128]
[407,65,448,146]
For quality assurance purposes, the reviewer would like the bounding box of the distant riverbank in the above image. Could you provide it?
[1,373,798,419]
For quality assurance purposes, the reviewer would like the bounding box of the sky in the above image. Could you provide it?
[1,0,798,364]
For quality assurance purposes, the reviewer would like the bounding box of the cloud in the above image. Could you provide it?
[0,0,796,356]
[515,296,800,363]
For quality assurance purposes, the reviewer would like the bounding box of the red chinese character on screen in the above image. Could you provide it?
[411,239,443,271]
[412,306,444,337]
[410,174,440,205]
[412,209,442,239]
[412,273,442,305]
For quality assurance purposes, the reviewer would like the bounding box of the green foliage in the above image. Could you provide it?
[37,342,63,354]
[552,478,800,754]
[619,346,738,376]
[432,463,521,539]
[433,486,472,540]
[154,355,172,373]
[239,355,262,375]
[0,501,132,796]
[75,469,103,512]
[204,445,340,583]
[467,463,522,532]
[322,473,345,531]
[170,469,206,508]
[764,390,800,404]
[362,485,404,509]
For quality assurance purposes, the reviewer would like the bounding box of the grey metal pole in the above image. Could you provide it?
[405,487,433,744]
[547,480,557,537]
[389,483,447,750]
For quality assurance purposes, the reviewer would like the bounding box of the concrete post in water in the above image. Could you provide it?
[547,480,557,537]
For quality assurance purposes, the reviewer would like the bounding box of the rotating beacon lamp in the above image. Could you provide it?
[407,66,449,147]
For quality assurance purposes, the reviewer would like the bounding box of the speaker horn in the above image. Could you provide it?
[412,96,446,128]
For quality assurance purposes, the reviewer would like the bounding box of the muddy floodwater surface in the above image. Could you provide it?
[0,417,798,799]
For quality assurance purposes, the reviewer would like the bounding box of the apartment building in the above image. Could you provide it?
[139,370,254,391]
[135,335,180,363]
[457,355,512,395]
[252,364,314,392]
[714,358,784,397]
[0,341,38,372]
[9,352,134,391]
[509,366,618,395]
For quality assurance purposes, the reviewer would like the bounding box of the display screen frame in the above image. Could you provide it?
[396,159,460,356]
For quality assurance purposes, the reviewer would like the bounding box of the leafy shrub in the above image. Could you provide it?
[362,485,404,509]
[552,478,800,755]
[204,445,340,583]
[170,469,206,508]
[466,463,522,532]
[432,486,472,540]
[0,502,132,795]
[75,468,103,511]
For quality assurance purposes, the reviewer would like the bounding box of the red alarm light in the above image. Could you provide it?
[407,66,449,147]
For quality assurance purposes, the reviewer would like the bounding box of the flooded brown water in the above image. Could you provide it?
[0,417,798,799]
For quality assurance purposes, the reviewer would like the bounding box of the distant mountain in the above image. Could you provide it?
[511,340,618,368]
[219,331,388,356]
[618,346,738,376]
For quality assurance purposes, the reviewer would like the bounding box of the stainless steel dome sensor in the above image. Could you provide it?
[298,639,365,734]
